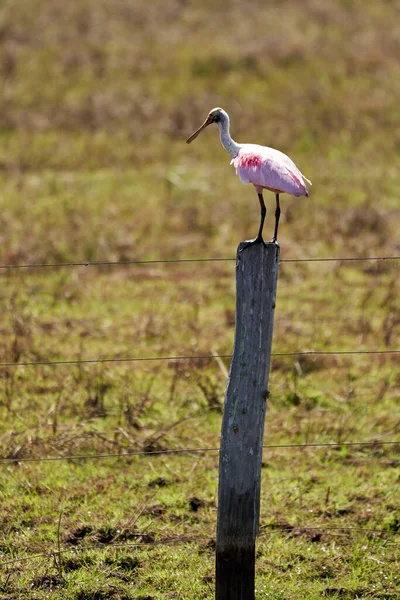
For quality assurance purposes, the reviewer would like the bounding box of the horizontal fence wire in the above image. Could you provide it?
[1,524,398,568]
[0,255,398,271]
[2,440,399,465]
[0,349,398,369]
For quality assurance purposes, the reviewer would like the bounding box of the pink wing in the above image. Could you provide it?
[231,146,310,197]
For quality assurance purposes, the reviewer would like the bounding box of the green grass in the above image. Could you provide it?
[0,0,399,597]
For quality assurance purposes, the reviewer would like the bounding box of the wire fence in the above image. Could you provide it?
[2,440,399,465]
[0,254,398,271]
[0,252,398,461]
[0,254,397,367]
[0,349,398,369]
[1,251,399,582]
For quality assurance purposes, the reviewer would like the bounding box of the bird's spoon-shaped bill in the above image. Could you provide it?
[186,116,213,144]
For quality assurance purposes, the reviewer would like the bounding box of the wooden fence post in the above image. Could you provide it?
[216,241,280,600]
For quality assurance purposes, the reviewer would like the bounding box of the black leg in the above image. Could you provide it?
[239,192,266,252]
[256,193,266,241]
[271,194,281,243]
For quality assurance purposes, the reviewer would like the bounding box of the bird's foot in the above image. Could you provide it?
[239,235,265,252]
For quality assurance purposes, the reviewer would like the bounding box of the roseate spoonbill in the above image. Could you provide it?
[186,107,311,248]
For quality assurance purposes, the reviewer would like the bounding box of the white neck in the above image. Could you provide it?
[217,115,241,158]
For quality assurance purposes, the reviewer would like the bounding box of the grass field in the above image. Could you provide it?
[0,0,399,598]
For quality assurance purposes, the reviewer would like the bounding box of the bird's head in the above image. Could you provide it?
[186,107,228,144]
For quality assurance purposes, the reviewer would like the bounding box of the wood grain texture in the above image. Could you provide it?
[216,241,280,600]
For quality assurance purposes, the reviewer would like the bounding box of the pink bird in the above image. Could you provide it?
[186,107,311,249]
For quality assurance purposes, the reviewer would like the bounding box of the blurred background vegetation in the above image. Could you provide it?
[1,0,399,262]
[0,1,399,598]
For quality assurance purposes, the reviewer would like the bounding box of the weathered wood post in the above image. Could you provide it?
[216,241,280,600]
